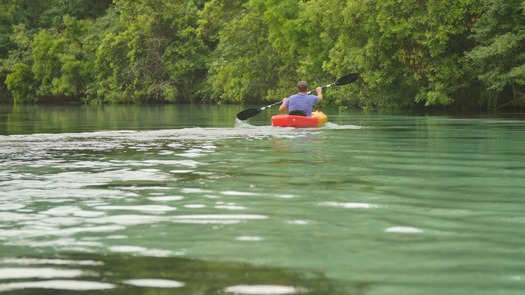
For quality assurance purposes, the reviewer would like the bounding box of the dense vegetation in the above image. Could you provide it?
[0,0,524,110]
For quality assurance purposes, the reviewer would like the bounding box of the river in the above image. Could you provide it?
[1,104,524,294]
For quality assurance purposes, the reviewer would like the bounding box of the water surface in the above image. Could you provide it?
[1,104,525,294]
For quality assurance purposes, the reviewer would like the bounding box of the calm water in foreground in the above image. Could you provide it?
[1,104,525,295]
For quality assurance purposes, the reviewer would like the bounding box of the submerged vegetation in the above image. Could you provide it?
[0,0,524,110]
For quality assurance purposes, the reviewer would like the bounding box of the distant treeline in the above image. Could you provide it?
[0,0,524,110]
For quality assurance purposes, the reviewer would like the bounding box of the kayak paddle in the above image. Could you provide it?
[236,73,359,121]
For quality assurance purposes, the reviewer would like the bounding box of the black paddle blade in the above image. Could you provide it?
[236,108,262,120]
[334,73,359,86]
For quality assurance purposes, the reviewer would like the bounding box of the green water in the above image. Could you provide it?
[1,104,525,294]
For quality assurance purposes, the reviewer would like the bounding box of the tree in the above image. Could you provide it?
[5,63,36,103]
[263,0,334,96]
[200,0,281,103]
[94,0,208,103]
[201,0,336,103]
[0,0,111,102]
[31,16,94,100]
[468,0,525,109]
[324,0,482,109]
[2,0,524,110]
[3,24,36,103]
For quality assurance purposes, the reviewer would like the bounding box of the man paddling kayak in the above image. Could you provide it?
[279,81,323,116]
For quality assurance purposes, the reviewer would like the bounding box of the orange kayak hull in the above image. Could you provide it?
[271,111,327,128]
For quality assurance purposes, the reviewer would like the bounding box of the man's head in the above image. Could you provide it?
[297,81,308,92]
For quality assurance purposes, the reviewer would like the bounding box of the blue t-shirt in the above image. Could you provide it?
[284,93,319,117]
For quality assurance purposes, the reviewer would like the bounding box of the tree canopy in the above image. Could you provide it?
[0,0,524,110]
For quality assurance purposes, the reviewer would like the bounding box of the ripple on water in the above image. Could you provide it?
[0,268,84,280]
[94,205,177,213]
[0,248,354,294]
[0,280,115,292]
[385,226,424,234]
[236,236,264,242]
[108,246,174,257]
[0,259,115,291]
[147,196,184,202]
[319,201,380,209]
[123,279,185,288]
[171,214,268,224]
[224,285,305,295]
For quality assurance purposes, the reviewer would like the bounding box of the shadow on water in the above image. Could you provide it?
[0,253,368,294]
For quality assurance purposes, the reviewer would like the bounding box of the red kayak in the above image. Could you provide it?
[271,111,328,128]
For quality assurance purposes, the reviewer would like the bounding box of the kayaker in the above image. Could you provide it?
[279,81,323,117]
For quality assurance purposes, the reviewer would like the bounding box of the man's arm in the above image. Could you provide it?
[279,97,288,112]
[316,87,323,103]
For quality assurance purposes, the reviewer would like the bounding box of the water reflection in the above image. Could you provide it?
[123,279,185,288]
[0,254,348,294]
[0,280,115,292]
[224,285,305,294]
[2,108,525,295]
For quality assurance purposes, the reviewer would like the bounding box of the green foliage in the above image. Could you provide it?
[196,0,246,48]
[201,0,281,103]
[5,62,36,103]
[0,0,110,102]
[323,0,481,109]
[0,0,523,110]
[2,24,35,103]
[31,16,94,99]
[95,0,208,103]
[469,0,525,109]
[202,0,336,103]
